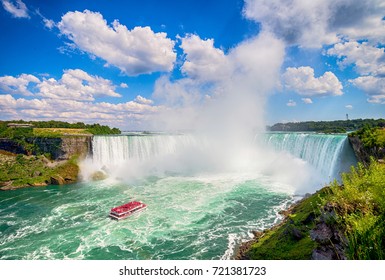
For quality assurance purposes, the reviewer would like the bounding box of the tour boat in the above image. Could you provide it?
[109,201,147,220]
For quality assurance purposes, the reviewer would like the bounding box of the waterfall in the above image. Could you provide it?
[263,132,357,180]
[91,133,206,166]
[87,132,356,183]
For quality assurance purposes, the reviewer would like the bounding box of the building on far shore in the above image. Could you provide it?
[7,123,34,128]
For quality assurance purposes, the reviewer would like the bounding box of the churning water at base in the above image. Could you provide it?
[0,132,356,260]
[0,175,294,260]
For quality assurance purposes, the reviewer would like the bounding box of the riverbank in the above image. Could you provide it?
[235,187,345,259]
[236,159,385,260]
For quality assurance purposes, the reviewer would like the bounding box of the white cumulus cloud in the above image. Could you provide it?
[287,100,296,107]
[180,34,231,82]
[43,18,55,29]
[301,98,313,104]
[328,40,385,101]
[345,105,353,109]
[0,69,122,101]
[0,70,162,129]
[37,69,122,101]
[0,74,39,96]
[57,10,176,76]
[1,0,29,18]
[243,0,385,48]
[327,41,385,76]
[134,95,154,105]
[0,94,160,130]
[283,66,343,97]
[349,76,385,104]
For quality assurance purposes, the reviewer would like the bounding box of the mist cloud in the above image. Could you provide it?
[153,31,285,134]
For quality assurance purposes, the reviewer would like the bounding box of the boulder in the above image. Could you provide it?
[310,223,333,245]
[91,170,108,181]
[32,170,42,177]
[312,248,334,260]
[50,175,65,185]
[290,227,304,240]
[0,181,13,190]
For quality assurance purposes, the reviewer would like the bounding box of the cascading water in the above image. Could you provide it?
[89,132,356,182]
[92,134,203,166]
[85,133,212,180]
[262,133,357,180]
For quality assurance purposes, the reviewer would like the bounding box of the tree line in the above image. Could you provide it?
[268,118,385,133]
[0,120,121,137]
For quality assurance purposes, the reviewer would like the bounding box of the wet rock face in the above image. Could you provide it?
[50,175,65,185]
[348,136,370,164]
[0,139,26,154]
[31,136,92,160]
[348,135,384,164]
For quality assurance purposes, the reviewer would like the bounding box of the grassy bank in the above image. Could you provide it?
[33,128,92,137]
[0,150,79,190]
[0,120,121,136]
[238,160,385,260]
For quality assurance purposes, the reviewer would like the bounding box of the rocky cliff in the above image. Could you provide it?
[31,136,92,160]
[348,135,384,165]
[0,138,27,154]
[0,136,92,190]
[348,136,369,164]
[0,136,92,160]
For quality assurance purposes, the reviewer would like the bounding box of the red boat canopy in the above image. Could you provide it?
[111,201,144,213]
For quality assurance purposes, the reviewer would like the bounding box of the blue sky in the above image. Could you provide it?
[0,0,384,130]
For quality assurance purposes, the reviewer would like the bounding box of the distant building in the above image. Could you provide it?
[7,123,34,128]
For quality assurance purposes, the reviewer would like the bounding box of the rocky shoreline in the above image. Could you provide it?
[235,188,348,260]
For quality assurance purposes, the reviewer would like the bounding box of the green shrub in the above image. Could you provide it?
[328,159,385,259]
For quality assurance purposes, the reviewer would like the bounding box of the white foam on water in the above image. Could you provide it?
[220,195,296,260]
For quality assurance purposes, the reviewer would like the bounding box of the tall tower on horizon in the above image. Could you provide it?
[346,113,349,121]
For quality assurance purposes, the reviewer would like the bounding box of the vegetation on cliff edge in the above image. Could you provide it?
[328,160,385,259]
[349,126,385,155]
